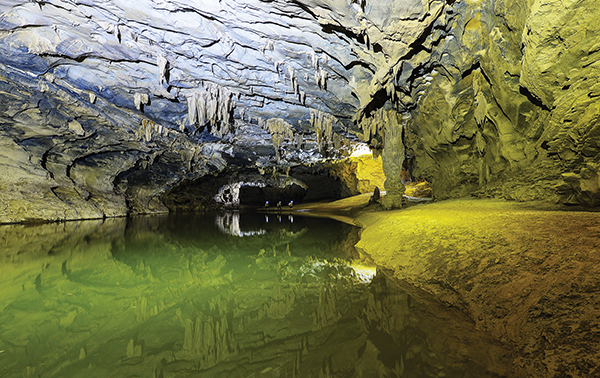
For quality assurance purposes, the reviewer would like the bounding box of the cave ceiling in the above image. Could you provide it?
[0,0,450,132]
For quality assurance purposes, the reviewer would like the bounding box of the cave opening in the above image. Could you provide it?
[401,157,433,200]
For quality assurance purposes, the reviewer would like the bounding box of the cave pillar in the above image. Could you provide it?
[381,110,405,209]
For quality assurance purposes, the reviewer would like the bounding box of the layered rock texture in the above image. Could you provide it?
[398,0,600,205]
[0,0,599,222]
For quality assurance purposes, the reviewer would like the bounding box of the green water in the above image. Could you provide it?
[0,212,514,378]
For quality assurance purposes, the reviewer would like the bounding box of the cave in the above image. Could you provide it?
[1,0,600,377]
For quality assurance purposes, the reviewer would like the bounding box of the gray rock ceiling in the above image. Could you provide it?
[0,0,450,131]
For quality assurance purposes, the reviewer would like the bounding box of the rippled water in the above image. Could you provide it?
[0,212,514,377]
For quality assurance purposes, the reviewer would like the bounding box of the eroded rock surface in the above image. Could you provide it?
[356,198,600,377]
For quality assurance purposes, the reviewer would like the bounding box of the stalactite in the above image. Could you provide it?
[287,64,297,95]
[311,51,319,70]
[333,133,343,149]
[319,68,327,90]
[299,90,306,105]
[258,117,267,130]
[311,51,328,90]
[267,118,294,163]
[157,54,169,86]
[314,67,328,90]
[293,133,304,149]
[187,94,198,125]
[133,92,149,111]
[310,109,336,154]
[261,38,274,54]
[473,75,487,126]
[137,118,167,142]
[386,82,396,102]
[186,83,235,137]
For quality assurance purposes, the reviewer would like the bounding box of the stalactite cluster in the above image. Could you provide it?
[267,118,294,162]
[180,311,235,368]
[137,118,167,142]
[187,83,235,137]
[133,92,149,111]
[310,109,335,154]
[357,108,394,148]
[311,51,327,90]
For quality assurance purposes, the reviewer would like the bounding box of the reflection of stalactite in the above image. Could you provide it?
[312,286,339,330]
[267,118,294,163]
[187,83,235,137]
[263,283,296,319]
[126,338,142,358]
[180,311,235,368]
[135,295,163,322]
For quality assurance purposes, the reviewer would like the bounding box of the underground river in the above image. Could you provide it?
[0,209,515,378]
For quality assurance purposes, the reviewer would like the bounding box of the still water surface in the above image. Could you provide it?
[0,212,514,377]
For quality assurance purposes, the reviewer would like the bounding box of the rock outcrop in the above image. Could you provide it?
[389,0,600,206]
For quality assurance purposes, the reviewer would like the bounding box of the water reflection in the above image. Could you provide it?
[0,214,516,378]
[214,211,302,237]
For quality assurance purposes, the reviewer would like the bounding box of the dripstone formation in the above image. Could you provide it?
[0,0,598,222]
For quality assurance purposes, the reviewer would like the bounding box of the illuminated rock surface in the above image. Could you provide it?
[2,0,600,221]
[356,198,600,377]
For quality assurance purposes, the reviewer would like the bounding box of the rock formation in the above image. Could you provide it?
[0,0,599,221]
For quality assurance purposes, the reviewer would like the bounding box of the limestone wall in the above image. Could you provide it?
[388,0,600,206]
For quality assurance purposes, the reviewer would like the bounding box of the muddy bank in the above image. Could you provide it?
[353,198,600,378]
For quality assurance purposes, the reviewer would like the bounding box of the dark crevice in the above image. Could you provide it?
[40,148,54,180]
[361,88,390,118]
[289,0,318,19]
[343,60,376,74]
[40,53,153,69]
[397,4,446,63]
[540,140,551,150]
[491,93,513,123]
[519,86,551,111]
[461,61,481,79]
[320,23,364,46]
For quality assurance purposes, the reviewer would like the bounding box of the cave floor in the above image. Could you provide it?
[308,196,600,378]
